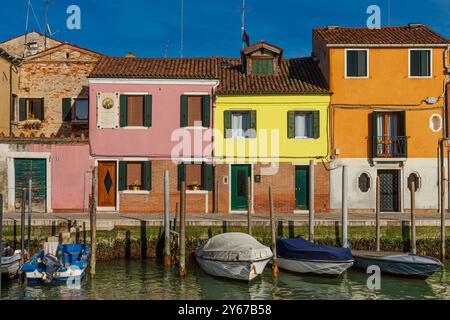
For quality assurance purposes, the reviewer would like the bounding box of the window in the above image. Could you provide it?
[178,162,213,191]
[119,161,152,191]
[231,112,250,138]
[358,173,371,193]
[407,173,420,192]
[429,114,442,132]
[119,94,152,128]
[410,49,431,77]
[372,112,407,158]
[287,111,320,139]
[346,49,368,77]
[253,59,273,75]
[11,94,18,122]
[74,99,88,121]
[294,112,313,138]
[19,98,44,121]
[180,95,210,128]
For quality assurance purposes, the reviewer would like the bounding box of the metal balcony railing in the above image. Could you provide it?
[372,136,407,158]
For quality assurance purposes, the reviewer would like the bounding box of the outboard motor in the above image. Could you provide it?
[42,253,62,283]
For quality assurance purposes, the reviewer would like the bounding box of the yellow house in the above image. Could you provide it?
[214,41,331,214]
[0,48,20,135]
[312,24,449,213]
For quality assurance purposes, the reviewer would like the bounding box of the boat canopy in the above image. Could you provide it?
[277,237,353,262]
[196,232,273,262]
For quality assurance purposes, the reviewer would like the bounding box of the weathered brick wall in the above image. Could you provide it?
[119,160,214,214]
[215,162,330,214]
[0,31,61,57]
[13,46,101,137]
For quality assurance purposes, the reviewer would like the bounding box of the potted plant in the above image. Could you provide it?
[130,180,141,191]
[191,181,201,190]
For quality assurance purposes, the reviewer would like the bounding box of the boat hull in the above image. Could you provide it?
[353,254,443,279]
[1,253,21,277]
[196,256,271,281]
[277,257,354,276]
[25,266,87,283]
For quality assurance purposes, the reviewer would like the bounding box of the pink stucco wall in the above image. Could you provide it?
[29,144,93,211]
[89,83,216,159]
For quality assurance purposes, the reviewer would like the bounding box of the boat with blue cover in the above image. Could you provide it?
[21,243,90,283]
[276,237,354,276]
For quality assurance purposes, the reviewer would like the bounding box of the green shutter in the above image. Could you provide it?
[143,161,152,191]
[203,163,213,191]
[202,95,211,128]
[372,112,378,157]
[249,110,257,138]
[144,95,152,127]
[180,95,188,127]
[38,98,45,120]
[62,98,72,122]
[287,111,295,138]
[313,111,320,139]
[19,98,26,121]
[224,110,232,138]
[120,95,128,127]
[398,111,406,136]
[253,59,273,74]
[177,163,186,191]
[119,161,127,191]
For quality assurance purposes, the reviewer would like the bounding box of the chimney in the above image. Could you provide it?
[408,22,422,29]
[326,25,339,30]
[125,52,137,58]
[24,41,39,57]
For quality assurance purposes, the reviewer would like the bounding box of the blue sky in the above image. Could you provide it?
[1,0,449,58]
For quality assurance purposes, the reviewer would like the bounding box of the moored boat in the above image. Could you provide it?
[1,242,21,277]
[276,237,354,276]
[195,232,273,281]
[21,243,90,283]
[352,250,443,279]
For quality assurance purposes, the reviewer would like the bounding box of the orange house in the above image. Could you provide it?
[313,24,449,213]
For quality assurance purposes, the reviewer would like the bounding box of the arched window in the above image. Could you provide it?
[408,173,421,192]
[358,173,371,193]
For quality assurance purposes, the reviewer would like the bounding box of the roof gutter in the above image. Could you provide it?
[326,44,449,48]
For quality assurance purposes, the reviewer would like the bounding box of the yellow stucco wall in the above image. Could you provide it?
[0,56,19,134]
[327,47,446,158]
[214,94,331,163]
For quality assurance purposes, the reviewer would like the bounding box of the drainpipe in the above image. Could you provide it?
[211,80,219,213]
[439,137,449,262]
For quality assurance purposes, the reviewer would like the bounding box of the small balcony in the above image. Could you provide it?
[372,136,407,158]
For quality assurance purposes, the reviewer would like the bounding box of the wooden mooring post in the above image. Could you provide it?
[309,161,315,242]
[342,165,348,248]
[27,179,32,255]
[247,176,252,236]
[410,181,417,255]
[164,170,171,265]
[376,176,381,252]
[440,139,446,263]
[20,189,26,268]
[178,181,186,277]
[269,187,279,275]
[90,167,98,276]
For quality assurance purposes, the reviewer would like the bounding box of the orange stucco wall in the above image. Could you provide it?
[327,47,446,158]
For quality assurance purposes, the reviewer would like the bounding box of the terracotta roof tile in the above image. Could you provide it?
[314,25,448,46]
[216,57,329,94]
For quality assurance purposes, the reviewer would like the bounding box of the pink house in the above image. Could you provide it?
[88,56,219,213]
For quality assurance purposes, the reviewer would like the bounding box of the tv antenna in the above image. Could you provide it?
[241,0,246,49]
[164,39,170,58]
[180,0,184,57]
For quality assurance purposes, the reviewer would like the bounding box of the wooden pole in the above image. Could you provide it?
[440,140,446,262]
[308,160,315,242]
[342,165,348,248]
[410,181,417,255]
[247,176,252,236]
[0,194,3,296]
[20,189,25,267]
[90,167,98,276]
[27,179,32,256]
[376,176,381,252]
[164,170,171,265]
[178,181,186,277]
[269,187,278,275]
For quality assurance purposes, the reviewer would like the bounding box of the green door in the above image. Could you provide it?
[15,159,47,212]
[295,166,309,210]
[231,165,251,211]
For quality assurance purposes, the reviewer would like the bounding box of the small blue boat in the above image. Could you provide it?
[276,237,354,276]
[21,243,90,283]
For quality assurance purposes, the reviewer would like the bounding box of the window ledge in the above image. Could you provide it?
[121,190,150,194]
[293,137,315,140]
[183,126,207,129]
[186,190,208,194]
[122,126,149,130]
[372,157,407,163]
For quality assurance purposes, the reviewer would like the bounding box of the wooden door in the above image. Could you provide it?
[295,166,309,210]
[15,158,47,212]
[231,165,250,210]
[98,161,116,207]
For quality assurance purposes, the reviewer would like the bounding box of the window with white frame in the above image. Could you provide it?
[410,49,431,77]
[346,49,368,77]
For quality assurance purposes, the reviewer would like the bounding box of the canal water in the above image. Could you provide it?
[1,260,449,300]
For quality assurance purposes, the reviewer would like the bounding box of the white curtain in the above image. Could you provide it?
[295,113,312,138]
[232,113,249,137]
